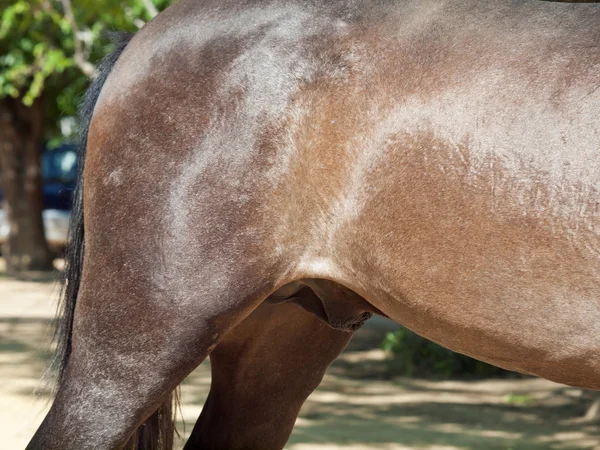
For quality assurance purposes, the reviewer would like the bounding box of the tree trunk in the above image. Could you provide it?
[0,96,54,272]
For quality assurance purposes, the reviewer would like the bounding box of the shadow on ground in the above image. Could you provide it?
[2,277,599,450]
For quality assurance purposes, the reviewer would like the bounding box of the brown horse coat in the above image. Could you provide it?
[28,1,600,449]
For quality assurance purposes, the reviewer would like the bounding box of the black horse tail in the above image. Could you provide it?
[52,31,179,450]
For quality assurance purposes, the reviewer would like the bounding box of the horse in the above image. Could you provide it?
[27,0,600,448]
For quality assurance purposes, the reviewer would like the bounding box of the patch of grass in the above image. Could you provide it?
[381,328,509,378]
[504,394,535,406]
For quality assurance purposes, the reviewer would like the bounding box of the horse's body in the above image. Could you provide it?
[28,0,600,449]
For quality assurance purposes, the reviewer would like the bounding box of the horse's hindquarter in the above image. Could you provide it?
[89,0,600,388]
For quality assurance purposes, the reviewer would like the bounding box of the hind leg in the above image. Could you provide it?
[184,296,357,450]
[28,236,269,450]
[28,251,276,450]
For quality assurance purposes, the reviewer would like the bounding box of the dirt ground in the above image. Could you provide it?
[2,272,600,449]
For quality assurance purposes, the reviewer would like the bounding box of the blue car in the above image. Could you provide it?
[0,143,78,252]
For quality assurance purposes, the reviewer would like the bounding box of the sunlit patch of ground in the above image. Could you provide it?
[1,272,599,449]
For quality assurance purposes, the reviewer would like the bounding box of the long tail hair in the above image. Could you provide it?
[51,31,179,450]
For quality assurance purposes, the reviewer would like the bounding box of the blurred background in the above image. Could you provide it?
[1,1,599,449]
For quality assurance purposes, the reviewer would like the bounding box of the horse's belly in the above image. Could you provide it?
[356,248,600,389]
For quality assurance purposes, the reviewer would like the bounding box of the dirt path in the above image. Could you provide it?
[2,275,599,449]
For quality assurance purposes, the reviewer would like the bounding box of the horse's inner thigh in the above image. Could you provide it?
[269,279,376,332]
